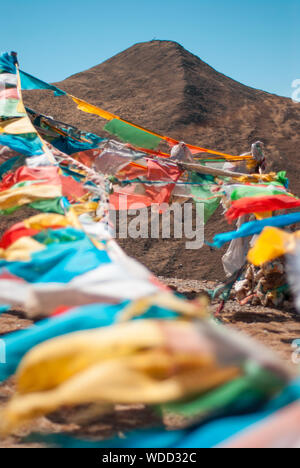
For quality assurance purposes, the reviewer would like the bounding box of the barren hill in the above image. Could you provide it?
[23,40,300,280]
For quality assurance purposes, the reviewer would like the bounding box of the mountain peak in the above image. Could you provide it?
[23,40,300,187]
[22,40,300,280]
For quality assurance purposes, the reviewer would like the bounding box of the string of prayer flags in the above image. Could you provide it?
[0,53,46,156]
[16,62,254,160]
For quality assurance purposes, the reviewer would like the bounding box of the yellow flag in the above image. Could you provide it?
[0,117,36,135]
[23,213,69,230]
[247,227,297,266]
[70,96,117,120]
[0,321,239,434]
[0,184,62,211]
[0,236,45,261]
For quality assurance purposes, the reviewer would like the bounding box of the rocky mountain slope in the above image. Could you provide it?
[23,40,300,280]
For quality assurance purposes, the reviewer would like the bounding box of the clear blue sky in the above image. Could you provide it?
[1,0,299,97]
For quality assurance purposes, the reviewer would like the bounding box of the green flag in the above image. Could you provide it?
[190,172,220,224]
[104,119,162,150]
